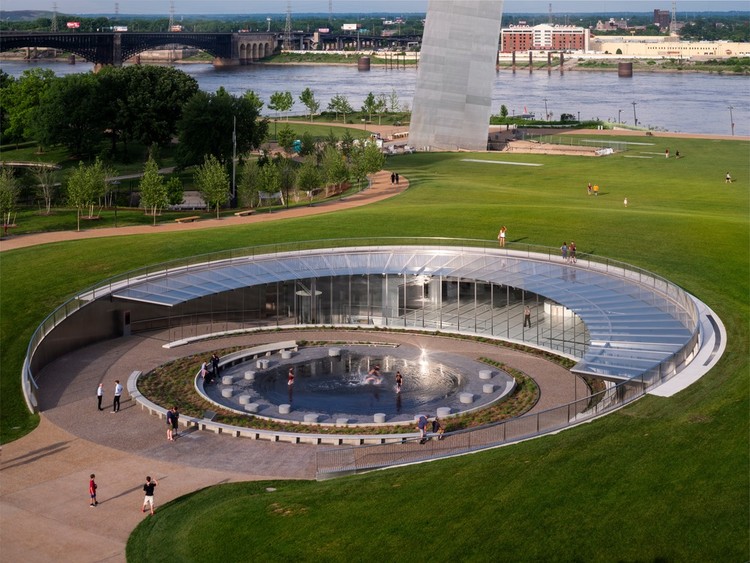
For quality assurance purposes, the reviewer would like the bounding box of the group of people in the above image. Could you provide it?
[96,380,124,413]
[199,353,222,385]
[390,172,401,185]
[560,241,577,263]
[416,414,445,444]
[88,473,160,515]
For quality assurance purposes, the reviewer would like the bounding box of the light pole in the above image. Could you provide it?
[232,115,237,207]
[728,105,735,136]
[543,98,549,120]
[631,101,638,126]
[618,108,622,124]
[266,17,271,32]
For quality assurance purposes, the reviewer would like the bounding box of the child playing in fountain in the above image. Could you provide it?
[365,364,382,384]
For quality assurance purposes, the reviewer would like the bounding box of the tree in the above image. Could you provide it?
[500,104,509,118]
[166,176,184,207]
[138,157,169,225]
[257,161,281,211]
[299,87,320,123]
[299,131,317,157]
[339,130,355,161]
[296,156,322,203]
[268,91,294,121]
[194,154,229,219]
[0,167,19,230]
[350,140,385,189]
[388,88,400,113]
[243,90,265,113]
[66,159,107,231]
[31,73,103,157]
[321,145,349,196]
[374,94,388,125]
[177,88,268,168]
[277,125,296,154]
[275,156,297,208]
[238,159,261,208]
[361,92,378,122]
[31,163,58,215]
[0,68,56,146]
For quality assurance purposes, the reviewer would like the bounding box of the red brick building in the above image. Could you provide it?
[500,24,590,53]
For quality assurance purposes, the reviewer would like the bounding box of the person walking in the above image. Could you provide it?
[725,172,732,184]
[524,305,532,328]
[665,148,669,159]
[560,242,569,262]
[141,476,158,515]
[97,383,104,411]
[390,172,396,185]
[112,380,123,413]
[89,474,98,508]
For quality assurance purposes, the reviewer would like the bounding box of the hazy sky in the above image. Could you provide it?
[2,0,748,15]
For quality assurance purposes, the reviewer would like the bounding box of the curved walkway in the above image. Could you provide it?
[0,169,408,252]
[1,329,578,563]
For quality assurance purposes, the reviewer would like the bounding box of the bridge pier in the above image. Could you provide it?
[213,57,240,67]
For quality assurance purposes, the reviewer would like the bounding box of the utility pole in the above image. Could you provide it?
[284,0,292,51]
[232,115,237,206]
[631,101,638,126]
[728,105,735,136]
[51,2,58,32]
[618,108,622,123]
[168,0,175,30]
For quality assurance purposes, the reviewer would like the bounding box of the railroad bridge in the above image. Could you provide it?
[0,32,277,67]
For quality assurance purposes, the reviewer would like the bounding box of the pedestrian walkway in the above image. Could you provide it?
[1,327,576,563]
[0,169,408,252]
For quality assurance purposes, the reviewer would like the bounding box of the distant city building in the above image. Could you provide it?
[500,24,589,53]
[589,36,750,58]
[595,18,629,31]
[341,23,361,31]
[654,9,671,30]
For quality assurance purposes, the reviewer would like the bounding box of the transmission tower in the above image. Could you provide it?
[283,0,292,51]
[169,0,175,30]
[115,2,119,16]
[670,0,678,31]
[51,2,58,32]
[328,0,333,25]
[548,3,553,25]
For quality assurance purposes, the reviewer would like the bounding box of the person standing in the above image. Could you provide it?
[524,305,532,328]
[89,474,98,508]
[287,368,295,387]
[561,242,568,262]
[587,182,592,196]
[112,380,123,413]
[665,148,669,158]
[390,172,396,185]
[395,172,400,184]
[97,383,104,411]
[725,172,732,184]
[395,371,403,394]
[624,197,628,207]
[498,225,507,247]
[166,406,178,441]
[593,185,599,196]
[141,476,158,515]
[211,353,220,379]
[569,241,577,264]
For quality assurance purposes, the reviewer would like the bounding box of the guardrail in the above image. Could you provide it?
[21,237,700,416]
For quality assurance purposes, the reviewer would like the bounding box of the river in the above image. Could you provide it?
[1,60,748,136]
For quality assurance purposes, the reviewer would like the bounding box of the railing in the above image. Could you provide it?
[315,371,669,479]
[21,237,700,415]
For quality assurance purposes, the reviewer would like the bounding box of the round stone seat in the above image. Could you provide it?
[483,384,495,394]
[278,404,291,414]
[436,407,451,418]
[303,413,319,423]
[221,375,234,385]
[459,392,474,404]
[238,394,252,405]
[328,347,341,357]
[374,413,387,423]
[244,402,260,413]
[479,369,493,380]
[244,370,256,381]
[221,388,233,398]
[281,350,293,360]
[336,417,349,426]
[257,359,270,369]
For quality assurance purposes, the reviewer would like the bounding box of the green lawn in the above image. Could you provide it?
[1,135,748,560]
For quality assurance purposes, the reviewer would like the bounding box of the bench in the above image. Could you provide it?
[234,210,255,217]
[175,216,200,223]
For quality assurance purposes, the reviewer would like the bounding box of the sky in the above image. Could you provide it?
[1,0,748,15]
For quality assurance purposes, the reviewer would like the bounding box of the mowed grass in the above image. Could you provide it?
[1,135,748,560]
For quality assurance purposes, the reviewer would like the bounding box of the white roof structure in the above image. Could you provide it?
[112,245,699,384]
